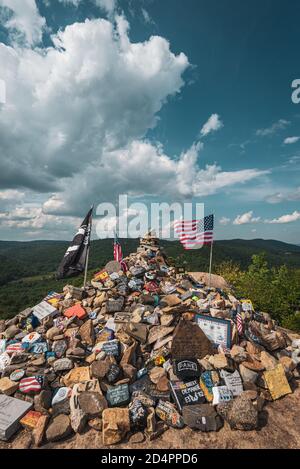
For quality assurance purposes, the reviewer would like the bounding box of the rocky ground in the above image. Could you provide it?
[1,381,299,450]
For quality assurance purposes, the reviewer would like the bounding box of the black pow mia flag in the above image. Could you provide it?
[56,207,93,280]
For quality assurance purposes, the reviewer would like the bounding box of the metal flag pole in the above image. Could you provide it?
[83,205,94,289]
[208,240,214,288]
[208,213,214,289]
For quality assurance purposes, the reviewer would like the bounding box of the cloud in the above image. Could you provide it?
[0,16,189,200]
[283,136,300,145]
[200,114,223,137]
[265,211,300,224]
[219,217,230,225]
[0,189,25,200]
[0,10,272,239]
[57,0,117,14]
[233,211,261,225]
[41,140,268,216]
[265,187,300,204]
[0,0,46,46]
[256,119,290,137]
[141,8,153,24]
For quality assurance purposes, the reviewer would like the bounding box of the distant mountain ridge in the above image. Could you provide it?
[0,238,299,287]
[0,238,299,319]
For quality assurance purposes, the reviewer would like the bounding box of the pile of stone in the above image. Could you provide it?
[0,234,300,447]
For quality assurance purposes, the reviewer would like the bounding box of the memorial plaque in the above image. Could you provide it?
[171,320,214,360]
[212,386,233,405]
[0,395,32,441]
[241,299,253,312]
[32,301,58,323]
[220,370,243,397]
[106,298,124,313]
[155,400,184,428]
[173,359,201,381]
[196,315,231,349]
[106,384,130,407]
[114,312,132,323]
[170,380,205,412]
[102,340,120,358]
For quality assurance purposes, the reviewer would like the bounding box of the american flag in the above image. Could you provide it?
[44,291,61,302]
[19,375,44,394]
[236,312,243,335]
[174,214,214,250]
[5,343,23,355]
[113,232,123,263]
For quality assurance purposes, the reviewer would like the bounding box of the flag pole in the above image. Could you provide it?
[208,213,214,288]
[208,240,213,288]
[83,205,94,290]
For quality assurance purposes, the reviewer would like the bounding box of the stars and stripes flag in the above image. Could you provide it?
[44,291,62,302]
[19,376,44,394]
[113,232,123,263]
[56,207,93,280]
[113,232,129,272]
[236,312,244,335]
[5,342,24,355]
[174,214,214,250]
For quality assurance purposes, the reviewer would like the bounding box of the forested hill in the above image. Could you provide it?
[0,238,299,319]
[0,238,300,287]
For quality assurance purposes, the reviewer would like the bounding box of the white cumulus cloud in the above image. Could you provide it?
[200,113,223,137]
[233,211,261,225]
[265,211,300,224]
[0,0,46,46]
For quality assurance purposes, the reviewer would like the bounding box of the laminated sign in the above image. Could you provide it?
[241,299,253,312]
[32,301,58,322]
[196,314,231,349]
[170,380,205,412]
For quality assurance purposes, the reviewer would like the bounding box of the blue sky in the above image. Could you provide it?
[0,0,299,243]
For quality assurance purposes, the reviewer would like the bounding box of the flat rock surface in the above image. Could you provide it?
[1,383,300,449]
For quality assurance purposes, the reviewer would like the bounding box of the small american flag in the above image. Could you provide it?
[113,232,123,263]
[44,291,61,302]
[174,214,214,250]
[19,375,44,394]
[236,312,243,335]
[5,343,23,355]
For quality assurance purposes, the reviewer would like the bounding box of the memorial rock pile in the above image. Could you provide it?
[0,233,299,446]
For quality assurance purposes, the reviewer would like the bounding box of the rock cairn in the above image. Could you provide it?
[0,234,299,446]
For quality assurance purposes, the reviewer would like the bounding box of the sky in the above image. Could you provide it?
[0,0,299,243]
